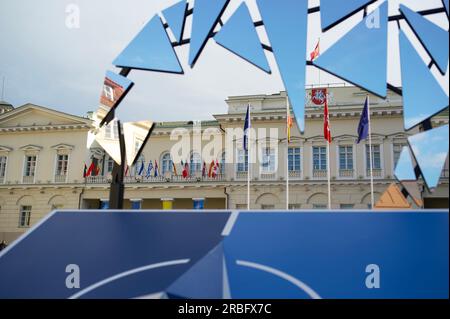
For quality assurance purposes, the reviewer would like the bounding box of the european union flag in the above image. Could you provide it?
[243,105,251,151]
[138,160,145,176]
[357,97,369,144]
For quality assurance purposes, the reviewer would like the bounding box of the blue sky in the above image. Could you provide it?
[0,0,448,123]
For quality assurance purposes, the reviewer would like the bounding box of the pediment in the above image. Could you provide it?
[0,145,13,153]
[0,104,92,128]
[51,143,75,151]
[19,144,43,152]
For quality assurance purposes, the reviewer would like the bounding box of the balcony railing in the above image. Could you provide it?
[54,175,67,183]
[235,171,248,180]
[289,170,302,180]
[339,169,354,178]
[441,169,449,178]
[313,169,328,179]
[0,176,4,184]
[22,176,35,184]
[367,168,383,178]
[260,172,277,181]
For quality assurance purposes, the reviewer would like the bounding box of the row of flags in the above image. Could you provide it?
[286,86,370,145]
[83,159,222,179]
[83,161,100,178]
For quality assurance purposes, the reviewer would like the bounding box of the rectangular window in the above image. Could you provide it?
[288,148,301,172]
[366,145,381,170]
[105,120,119,140]
[339,146,353,170]
[313,146,327,170]
[19,206,32,228]
[24,156,37,177]
[261,204,275,210]
[340,204,355,209]
[131,200,142,210]
[106,157,114,173]
[237,149,248,172]
[313,204,327,209]
[393,143,407,168]
[261,147,276,172]
[56,154,69,176]
[103,85,115,101]
[289,204,301,210]
[0,156,7,182]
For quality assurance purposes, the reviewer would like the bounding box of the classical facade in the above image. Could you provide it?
[0,87,448,243]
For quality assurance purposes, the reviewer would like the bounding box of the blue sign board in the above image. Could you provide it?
[0,210,447,299]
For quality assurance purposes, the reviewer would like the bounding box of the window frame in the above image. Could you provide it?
[19,205,32,228]
[0,155,7,183]
[365,143,384,177]
[288,147,301,172]
[236,149,249,173]
[161,153,173,175]
[260,147,276,173]
[312,146,327,171]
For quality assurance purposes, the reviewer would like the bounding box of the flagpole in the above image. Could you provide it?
[367,95,375,209]
[327,143,331,209]
[326,94,332,210]
[247,105,251,211]
[286,96,289,210]
[317,38,321,87]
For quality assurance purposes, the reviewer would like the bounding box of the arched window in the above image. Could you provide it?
[190,152,202,175]
[161,153,173,175]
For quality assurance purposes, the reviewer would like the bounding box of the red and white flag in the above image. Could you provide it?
[323,90,332,143]
[310,40,320,61]
[212,160,219,178]
[182,162,189,178]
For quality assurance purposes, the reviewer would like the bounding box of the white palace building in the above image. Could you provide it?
[0,86,448,243]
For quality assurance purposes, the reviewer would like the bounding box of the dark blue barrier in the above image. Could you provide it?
[0,210,447,299]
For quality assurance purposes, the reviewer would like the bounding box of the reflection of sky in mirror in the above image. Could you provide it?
[394,146,416,181]
[399,29,448,130]
[409,125,449,189]
[0,0,448,123]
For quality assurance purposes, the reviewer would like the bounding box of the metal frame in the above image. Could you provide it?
[104,1,448,209]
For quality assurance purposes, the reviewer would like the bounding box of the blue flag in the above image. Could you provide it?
[138,160,145,176]
[146,160,153,178]
[243,105,251,151]
[357,97,369,144]
[154,160,159,177]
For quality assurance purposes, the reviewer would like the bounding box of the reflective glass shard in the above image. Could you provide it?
[320,0,376,31]
[98,71,134,127]
[189,0,230,67]
[314,2,388,98]
[399,4,449,75]
[94,119,122,165]
[399,30,449,130]
[409,125,449,191]
[113,15,183,74]
[214,2,270,73]
[394,146,417,181]
[166,244,224,299]
[443,0,449,16]
[123,121,154,166]
[162,0,188,43]
[257,0,308,133]
[401,181,423,208]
